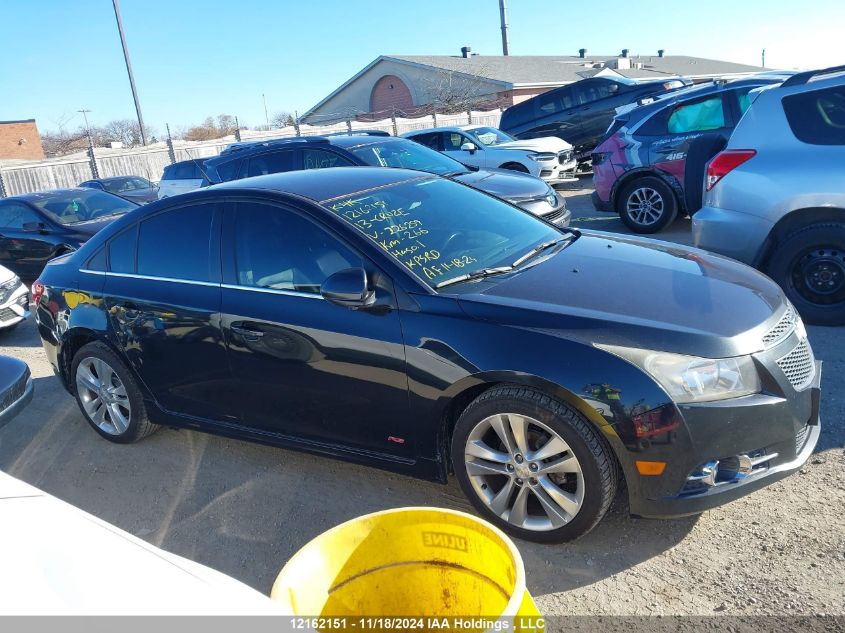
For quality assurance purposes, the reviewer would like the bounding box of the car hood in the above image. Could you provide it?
[456,231,786,358]
[0,264,16,284]
[487,137,572,153]
[453,168,550,201]
[66,214,126,237]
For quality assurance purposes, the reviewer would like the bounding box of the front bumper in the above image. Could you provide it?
[624,354,822,519]
[537,158,579,184]
[692,206,775,265]
[0,374,33,431]
[0,282,30,330]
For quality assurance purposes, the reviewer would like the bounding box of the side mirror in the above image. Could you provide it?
[460,142,477,153]
[320,268,375,308]
[22,222,46,233]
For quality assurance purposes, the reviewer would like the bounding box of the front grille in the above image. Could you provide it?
[558,150,573,165]
[795,424,810,454]
[776,338,815,390]
[0,366,29,412]
[763,305,796,347]
[543,208,565,222]
[0,307,18,321]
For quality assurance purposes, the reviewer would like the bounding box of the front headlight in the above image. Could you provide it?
[528,152,557,162]
[597,345,761,403]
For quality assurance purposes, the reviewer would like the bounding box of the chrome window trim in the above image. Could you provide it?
[221,283,324,300]
[81,269,218,288]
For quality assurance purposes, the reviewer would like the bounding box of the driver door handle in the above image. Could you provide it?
[231,323,265,341]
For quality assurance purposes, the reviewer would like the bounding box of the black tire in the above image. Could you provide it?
[617,176,678,234]
[499,162,530,173]
[683,133,727,215]
[71,341,158,443]
[451,385,618,543]
[766,223,845,326]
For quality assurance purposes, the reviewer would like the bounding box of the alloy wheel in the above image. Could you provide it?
[625,187,665,226]
[464,413,584,532]
[75,357,131,435]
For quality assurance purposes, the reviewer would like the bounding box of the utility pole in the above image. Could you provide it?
[112,0,147,145]
[263,93,270,128]
[78,109,92,138]
[79,109,100,178]
[499,0,510,56]
[762,48,766,68]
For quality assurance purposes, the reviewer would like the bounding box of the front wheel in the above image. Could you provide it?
[71,342,158,443]
[617,176,678,234]
[451,386,618,543]
[766,223,845,326]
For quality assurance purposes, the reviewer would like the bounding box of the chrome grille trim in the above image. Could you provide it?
[763,305,796,347]
[776,338,815,391]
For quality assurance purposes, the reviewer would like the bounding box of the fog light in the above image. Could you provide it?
[687,460,719,487]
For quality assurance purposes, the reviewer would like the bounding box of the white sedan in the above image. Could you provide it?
[0,265,29,332]
[402,125,577,184]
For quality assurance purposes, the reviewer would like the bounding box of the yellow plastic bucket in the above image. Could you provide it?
[271,507,542,632]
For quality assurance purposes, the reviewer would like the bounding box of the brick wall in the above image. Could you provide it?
[0,120,45,160]
[370,75,414,113]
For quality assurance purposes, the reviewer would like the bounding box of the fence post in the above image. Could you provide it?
[294,111,301,137]
[0,167,6,198]
[235,116,242,142]
[467,108,472,125]
[432,111,437,127]
[87,142,100,179]
[165,123,177,163]
[346,119,352,133]
[391,109,398,136]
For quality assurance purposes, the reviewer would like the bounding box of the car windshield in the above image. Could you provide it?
[29,190,138,225]
[349,140,470,176]
[101,177,153,194]
[470,127,515,146]
[324,177,561,289]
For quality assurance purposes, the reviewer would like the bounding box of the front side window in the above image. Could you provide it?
[411,133,441,151]
[324,177,560,288]
[667,97,726,134]
[349,140,469,176]
[247,151,295,177]
[234,202,359,293]
[137,204,214,281]
[0,202,41,229]
[783,85,845,145]
[470,127,515,147]
[302,149,353,170]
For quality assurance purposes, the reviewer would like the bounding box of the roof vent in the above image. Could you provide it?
[621,48,629,58]
[658,49,665,58]
[578,48,586,58]
[461,46,471,59]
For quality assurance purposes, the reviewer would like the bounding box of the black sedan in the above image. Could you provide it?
[79,176,159,204]
[33,167,820,542]
[0,189,138,280]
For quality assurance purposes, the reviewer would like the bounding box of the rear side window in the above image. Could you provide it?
[667,96,725,134]
[170,162,194,179]
[137,204,214,281]
[247,151,295,177]
[109,226,137,274]
[411,133,441,151]
[783,85,845,145]
[212,159,240,182]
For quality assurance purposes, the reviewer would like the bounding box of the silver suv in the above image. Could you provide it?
[693,66,845,325]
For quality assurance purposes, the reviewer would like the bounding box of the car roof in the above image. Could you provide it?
[405,125,488,135]
[209,166,431,202]
[8,188,95,202]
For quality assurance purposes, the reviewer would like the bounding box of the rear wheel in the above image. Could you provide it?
[767,223,845,326]
[618,176,678,234]
[71,342,158,443]
[451,385,618,543]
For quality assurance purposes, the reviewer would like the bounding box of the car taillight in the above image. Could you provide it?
[706,149,756,191]
[31,279,45,306]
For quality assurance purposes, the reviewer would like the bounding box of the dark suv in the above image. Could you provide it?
[204,133,570,226]
[500,76,689,161]
[591,77,787,233]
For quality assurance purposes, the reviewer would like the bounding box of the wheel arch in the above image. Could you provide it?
[755,207,845,269]
[498,161,530,173]
[57,327,102,391]
[436,371,617,476]
[611,168,684,214]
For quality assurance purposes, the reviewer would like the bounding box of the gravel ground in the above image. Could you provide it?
[0,180,842,617]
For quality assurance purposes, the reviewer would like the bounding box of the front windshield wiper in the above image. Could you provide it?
[442,169,470,177]
[435,266,513,289]
[511,234,578,268]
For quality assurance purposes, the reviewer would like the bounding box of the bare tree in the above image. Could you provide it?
[424,66,503,114]
[99,119,154,147]
[40,128,89,157]
[181,114,238,141]
[270,111,295,128]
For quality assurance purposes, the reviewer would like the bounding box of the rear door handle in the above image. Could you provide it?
[231,323,265,341]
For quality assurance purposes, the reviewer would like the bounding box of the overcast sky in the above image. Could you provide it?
[2,0,842,135]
